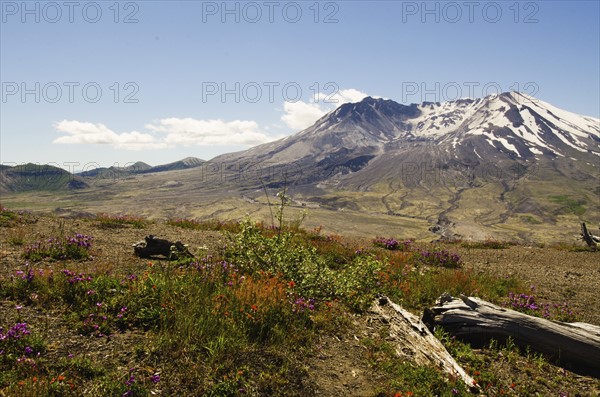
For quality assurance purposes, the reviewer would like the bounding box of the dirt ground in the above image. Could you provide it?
[0,215,227,278]
[308,329,386,396]
[1,214,599,396]
[455,245,600,325]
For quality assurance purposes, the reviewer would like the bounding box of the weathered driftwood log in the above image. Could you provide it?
[370,296,478,391]
[424,294,600,377]
[133,235,194,260]
[581,222,599,248]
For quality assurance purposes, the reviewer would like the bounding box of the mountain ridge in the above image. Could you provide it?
[76,157,205,179]
[212,91,599,189]
[0,163,89,193]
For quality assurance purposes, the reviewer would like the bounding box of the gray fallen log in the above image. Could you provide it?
[424,294,600,377]
[370,296,478,391]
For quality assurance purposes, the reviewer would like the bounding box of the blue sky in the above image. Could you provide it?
[1,0,599,169]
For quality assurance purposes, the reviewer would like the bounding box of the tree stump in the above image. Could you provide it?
[133,235,194,260]
[581,222,599,249]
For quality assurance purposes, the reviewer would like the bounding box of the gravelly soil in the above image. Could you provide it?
[455,245,600,325]
[1,214,599,396]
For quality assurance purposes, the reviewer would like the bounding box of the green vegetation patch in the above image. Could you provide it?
[549,195,586,216]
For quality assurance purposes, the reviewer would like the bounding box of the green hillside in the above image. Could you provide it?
[0,163,88,192]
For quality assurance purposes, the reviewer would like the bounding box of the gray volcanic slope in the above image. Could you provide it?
[212,92,599,189]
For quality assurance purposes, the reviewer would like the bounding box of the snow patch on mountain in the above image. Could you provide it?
[399,91,599,157]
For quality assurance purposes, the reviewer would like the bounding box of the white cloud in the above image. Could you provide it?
[53,120,165,150]
[146,118,276,146]
[281,101,327,131]
[280,88,376,131]
[315,88,373,105]
[53,118,283,151]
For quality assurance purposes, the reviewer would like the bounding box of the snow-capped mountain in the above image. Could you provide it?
[214,92,599,188]
[406,91,598,159]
